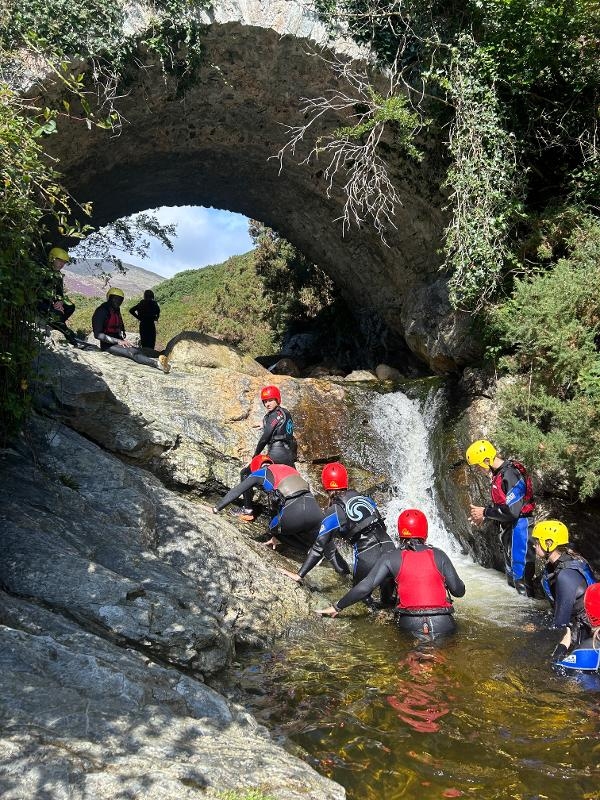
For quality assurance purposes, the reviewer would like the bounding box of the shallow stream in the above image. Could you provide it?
[232,389,600,800]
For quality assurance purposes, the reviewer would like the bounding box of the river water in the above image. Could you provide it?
[232,389,600,800]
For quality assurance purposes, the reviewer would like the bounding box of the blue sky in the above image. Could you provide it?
[78,206,254,279]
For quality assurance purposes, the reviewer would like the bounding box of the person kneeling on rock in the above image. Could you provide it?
[212,455,349,575]
[316,509,465,641]
[92,288,170,373]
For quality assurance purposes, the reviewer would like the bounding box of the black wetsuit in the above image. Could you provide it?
[129,299,160,349]
[485,460,536,595]
[38,268,77,344]
[216,463,348,574]
[240,404,297,509]
[298,490,396,606]
[92,302,162,369]
[542,551,596,644]
[333,542,465,639]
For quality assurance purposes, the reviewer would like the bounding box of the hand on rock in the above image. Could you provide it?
[315,606,339,618]
[262,537,280,550]
[469,505,485,526]
[279,568,302,583]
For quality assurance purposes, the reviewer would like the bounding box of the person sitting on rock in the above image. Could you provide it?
[280,461,396,609]
[233,384,297,521]
[129,289,161,349]
[38,246,78,346]
[212,455,349,575]
[316,509,465,641]
[92,288,170,373]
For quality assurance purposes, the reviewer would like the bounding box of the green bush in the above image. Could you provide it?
[490,216,600,498]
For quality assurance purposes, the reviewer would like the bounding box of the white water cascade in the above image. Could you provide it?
[367,388,543,627]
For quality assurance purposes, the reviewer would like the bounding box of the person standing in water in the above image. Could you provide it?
[232,384,297,521]
[316,509,465,640]
[129,289,161,349]
[280,461,396,609]
[465,439,536,597]
[531,520,597,667]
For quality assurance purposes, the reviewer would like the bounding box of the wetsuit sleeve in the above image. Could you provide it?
[484,464,526,524]
[552,570,583,628]
[253,410,279,456]
[153,301,160,320]
[298,509,341,578]
[433,549,466,598]
[215,474,263,511]
[129,303,141,319]
[334,553,397,611]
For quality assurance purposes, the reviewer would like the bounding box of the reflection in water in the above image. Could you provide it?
[386,650,452,733]
[230,390,600,799]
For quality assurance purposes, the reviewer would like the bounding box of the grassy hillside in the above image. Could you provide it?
[66,251,278,355]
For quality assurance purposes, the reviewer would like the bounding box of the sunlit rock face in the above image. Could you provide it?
[34,0,477,372]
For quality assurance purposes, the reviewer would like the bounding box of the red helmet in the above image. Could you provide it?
[250,454,273,472]
[321,462,348,491]
[260,385,281,404]
[584,583,600,628]
[397,508,428,540]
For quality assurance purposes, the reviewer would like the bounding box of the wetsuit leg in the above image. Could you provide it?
[275,495,322,550]
[395,613,456,641]
[106,345,161,368]
[511,517,532,596]
[139,320,156,349]
[62,303,75,322]
[239,465,254,510]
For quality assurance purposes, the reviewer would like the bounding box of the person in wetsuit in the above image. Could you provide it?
[212,455,349,576]
[316,508,465,640]
[280,461,396,608]
[466,439,536,597]
[38,247,78,346]
[129,289,161,349]
[552,583,600,676]
[233,384,297,521]
[531,520,597,668]
[92,288,170,372]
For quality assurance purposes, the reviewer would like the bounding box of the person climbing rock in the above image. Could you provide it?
[92,288,170,372]
[465,439,536,597]
[316,509,465,640]
[531,520,597,670]
[280,461,396,609]
[212,455,349,576]
[38,246,78,346]
[233,384,297,521]
[129,289,161,349]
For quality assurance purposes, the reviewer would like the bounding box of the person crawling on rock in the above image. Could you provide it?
[231,384,298,522]
[212,455,349,575]
[92,288,170,373]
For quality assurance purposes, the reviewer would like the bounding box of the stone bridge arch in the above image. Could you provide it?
[40,1,474,371]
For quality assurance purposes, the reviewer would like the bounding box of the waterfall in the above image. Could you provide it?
[366,387,538,622]
[368,388,458,554]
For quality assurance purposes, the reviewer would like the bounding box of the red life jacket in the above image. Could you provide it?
[491,460,535,515]
[267,464,309,499]
[395,549,453,611]
[104,306,124,338]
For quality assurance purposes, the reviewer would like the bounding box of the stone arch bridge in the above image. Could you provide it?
[37,0,475,371]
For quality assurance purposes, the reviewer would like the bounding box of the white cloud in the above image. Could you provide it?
[75,206,254,279]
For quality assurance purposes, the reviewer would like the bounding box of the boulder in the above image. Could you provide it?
[269,357,301,377]
[375,363,402,381]
[165,331,267,376]
[344,370,376,382]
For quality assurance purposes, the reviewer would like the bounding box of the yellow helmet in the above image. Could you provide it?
[532,520,569,553]
[106,287,125,299]
[48,247,70,263]
[465,439,497,469]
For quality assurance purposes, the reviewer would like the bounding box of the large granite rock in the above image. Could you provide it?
[0,592,344,800]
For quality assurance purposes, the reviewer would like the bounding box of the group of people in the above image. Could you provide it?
[212,390,599,672]
[41,247,168,372]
